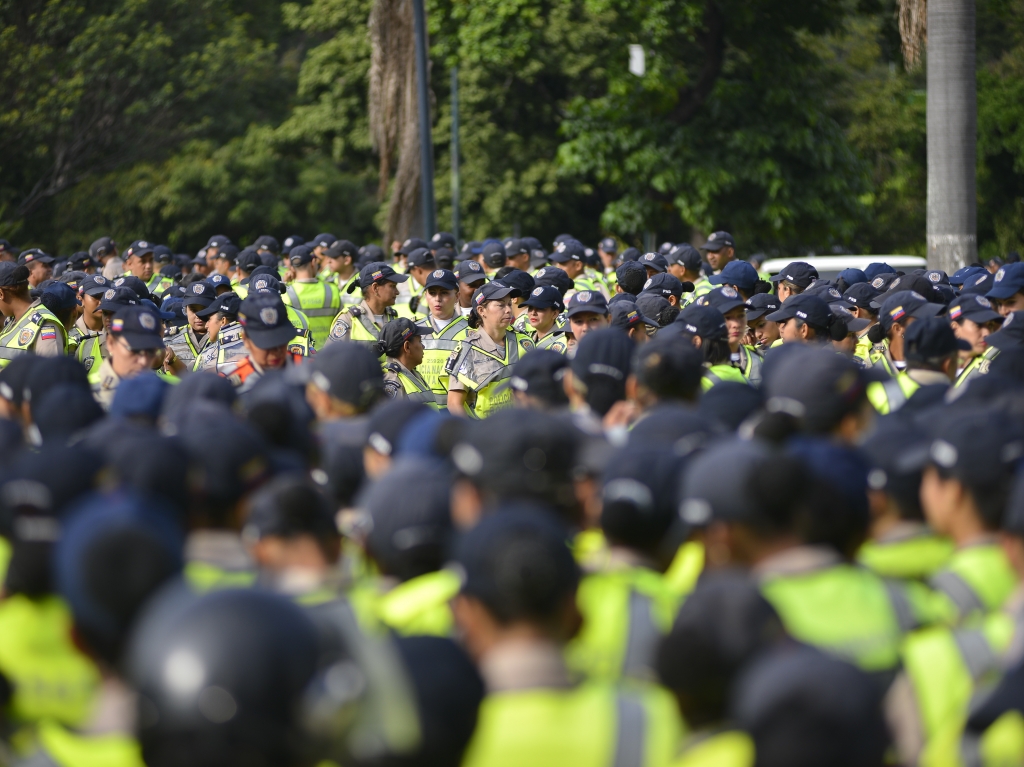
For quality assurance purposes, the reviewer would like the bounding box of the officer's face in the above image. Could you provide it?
[27,261,52,286]
[723,307,746,349]
[325,255,352,275]
[459,280,483,306]
[776,283,795,302]
[528,306,559,333]
[667,263,688,281]
[110,335,159,378]
[212,257,231,276]
[410,265,433,287]
[185,305,208,333]
[206,312,225,341]
[479,298,513,329]
[404,334,425,367]
[995,293,1024,317]
[247,339,289,369]
[952,317,999,356]
[371,280,400,306]
[920,465,960,535]
[569,311,609,341]
[748,316,780,348]
[556,260,584,279]
[507,252,531,272]
[706,247,734,271]
[128,254,154,280]
[778,317,808,344]
[426,286,457,318]
[83,293,102,318]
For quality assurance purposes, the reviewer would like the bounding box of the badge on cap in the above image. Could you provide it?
[432,270,445,278]
[95,276,107,285]
[828,288,841,298]
[259,307,278,325]
[139,312,156,330]
[254,278,268,290]
[432,234,441,242]
[643,254,653,261]
[977,296,992,308]
[531,287,543,296]
[191,284,205,294]
[576,291,592,303]
[139,240,148,248]
[996,268,1006,282]
[928,272,940,283]
[871,277,886,289]
[556,243,566,253]
[721,286,738,298]
[114,278,125,286]
[643,278,653,289]
[104,289,116,300]
[468,262,480,271]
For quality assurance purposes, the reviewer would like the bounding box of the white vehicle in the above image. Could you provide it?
[760,255,928,283]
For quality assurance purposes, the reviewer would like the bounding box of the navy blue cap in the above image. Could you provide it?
[616,261,649,295]
[920,409,1024,487]
[601,448,682,548]
[0,239,11,254]
[196,291,241,319]
[399,237,430,256]
[205,234,232,249]
[666,243,702,271]
[765,293,832,328]
[181,280,216,308]
[471,281,521,307]
[378,317,432,356]
[311,233,337,249]
[252,235,280,254]
[238,293,296,349]
[455,259,487,284]
[549,238,586,264]
[18,248,55,266]
[244,475,335,542]
[983,311,1024,351]
[431,231,457,249]
[842,282,879,309]
[876,290,944,331]
[496,269,535,297]
[701,232,735,252]
[41,282,81,312]
[658,241,675,255]
[248,270,285,295]
[307,341,385,408]
[481,242,507,269]
[864,262,896,280]
[711,260,760,292]
[904,316,971,362]
[763,347,867,433]
[110,373,170,421]
[97,286,140,312]
[770,262,818,288]
[509,349,570,405]
[598,237,618,254]
[837,268,868,285]
[356,261,410,290]
[871,274,940,307]
[635,293,674,326]
[950,266,986,287]
[570,326,634,385]
[520,285,564,310]
[110,306,165,350]
[805,282,847,305]
[924,269,950,286]
[325,239,358,259]
[565,288,609,317]
[424,268,458,291]
[745,293,781,321]
[281,235,304,251]
[209,242,239,262]
[176,403,270,503]
[675,303,727,340]
[0,263,29,287]
[638,252,668,273]
[503,238,528,256]
[961,271,995,296]
[67,252,97,270]
[204,273,232,291]
[642,272,685,299]
[987,263,1024,300]
[288,244,315,266]
[533,266,574,296]
[869,272,900,292]
[610,300,658,331]
[697,286,747,315]
[620,247,641,262]
[236,248,262,273]
[112,275,151,302]
[948,294,1002,324]
[406,247,435,269]
[124,240,154,259]
[680,438,774,525]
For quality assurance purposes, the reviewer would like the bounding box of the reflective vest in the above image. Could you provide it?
[164,327,207,369]
[701,364,748,392]
[924,710,1024,767]
[955,346,998,389]
[858,529,954,581]
[76,333,107,384]
[868,341,898,377]
[670,730,755,767]
[0,306,68,367]
[929,543,1018,626]
[383,361,439,409]
[537,329,570,354]
[145,274,174,297]
[760,560,907,674]
[568,565,681,682]
[448,331,534,418]
[394,279,426,319]
[349,569,460,637]
[0,595,100,728]
[663,541,705,598]
[185,560,257,592]
[737,345,763,386]
[284,279,341,349]
[328,305,396,351]
[689,278,713,303]
[285,305,311,342]
[25,720,144,767]
[338,272,361,308]
[461,681,682,767]
[867,372,920,414]
[416,315,469,406]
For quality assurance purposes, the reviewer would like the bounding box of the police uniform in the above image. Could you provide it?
[283,279,341,349]
[164,325,208,372]
[416,313,470,408]
[955,345,998,388]
[69,316,103,370]
[91,358,123,410]
[382,359,437,408]
[193,321,246,372]
[702,363,747,391]
[0,301,67,367]
[327,300,398,349]
[735,345,763,386]
[217,351,304,394]
[144,272,174,297]
[217,293,306,393]
[446,328,535,418]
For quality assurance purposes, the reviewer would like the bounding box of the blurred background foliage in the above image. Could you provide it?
[1,0,1022,259]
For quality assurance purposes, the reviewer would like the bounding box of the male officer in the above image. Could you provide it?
[326,262,408,349]
[378,318,437,407]
[322,239,361,305]
[218,293,305,392]
[192,292,247,372]
[415,268,470,408]
[551,239,607,299]
[987,262,1024,317]
[164,281,216,373]
[0,263,67,367]
[395,247,434,319]
[92,304,166,409]
[69,274,109,360]
[122,240,173,296]
[282,245,340,348]
[18,249,55,288]
[701,231,737,274]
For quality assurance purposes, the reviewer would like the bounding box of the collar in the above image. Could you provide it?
[876,521,934,545]
[752,544,842,579]
[186,530,253,571]
[905,368,951,387]
[479,639,574,693]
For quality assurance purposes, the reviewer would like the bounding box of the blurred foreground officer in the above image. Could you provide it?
[218,293,305,393]
[568,448,684,682]
[949,294,1003,388]
[415,269,469,407]
[327,261,407,348]
[655,571,787,767]
[509,349,571,411]
[445,282,533,418]
[93,305,166,410]
[0,263,67,366]
[378,318,437,407]
[456,510,681,767]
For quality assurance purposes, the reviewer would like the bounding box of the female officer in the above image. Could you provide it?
[445,281,534,418]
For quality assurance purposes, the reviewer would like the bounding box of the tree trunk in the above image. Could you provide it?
[926,0,976,272]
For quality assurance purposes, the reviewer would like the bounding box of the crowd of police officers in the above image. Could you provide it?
[0,227,1023,766]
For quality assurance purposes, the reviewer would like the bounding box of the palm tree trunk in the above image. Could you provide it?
[926,0,976,272]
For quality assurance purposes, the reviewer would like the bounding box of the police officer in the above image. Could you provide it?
[445,281,533,418]
[866,317,965,414]
[413,268,469,408]
[321,238,361,303]
[456,260,487,315]
[744,293,781,351]
[206,239,237,278]
[326,262,407,348]
[564,289,611,350]
[18,249,55,288]
[698,287,763,385]
[282,244,341,348]
[122,240,173,296]
[509,350,571,411]
[762,292,835,346]
[192,292,245,372]
[78,285,139,382]
[230,248,261,296]
[92,304,166,409]
[986,261,1024,317]
[768,261,817,302]
[395,247,435,319]
[520,285,568,352]
[0,263,67,367]
[378,318,436,407]
[218,293,306,393]
[303,341,385,427]
[551,238,608,299]
[949,293,1004,388]
[164,280,216,373]
[638,251,670,281]
[69,274,109,358]
[609,299,658,345]
[709,260,763,300]
[248,268,313,342]
[667,244,707,304]
[675,304,747,390]
[700,231,736,275]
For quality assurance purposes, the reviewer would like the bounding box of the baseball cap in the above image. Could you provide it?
[599,237,618,254]
[431,232,457,249]
[679,437,774,525]
[424,268,458,291]
[244,475,335,546]
[642,273,686,300]
[675,303,728,340]
[471,281,521,307]
[869,272,900,293]
[981,312,1024,351]
[765,293,832,328]
[58,270,88,290]
[406,247,435,269]
[566,289,609,318]
[325,240,358,260]
[638,252,668,273]
[918,409,1024,489]
[252,235,280,254]
[67,252,97,271]
[700,232,735,252]
[769,262,818,288]
[399,237,430,256]
[948,294,1002,324]
[109,306,165,350]
[235,248,262,273]
[205,235,232,249]
[18,249,55,266]
[950,266,986,287]
[601,447,682,549]
[97,287,140,312]
[864,262,897,280]
[619,247,641,263]
[876,290,944,331]
[616,261,649,295]
[842,282,879,310]
[189,252,207,267]
[698,286,747,315]
[0,263,30,287]
[455,260,487,284]
[745,293,781,321]
[124,240,155,259]
[610,300,658,331]
[496,269,535,297]
[355,262,410,291]
[503,238,528,257]
[152,245,173,265]
[287,245,315,266]
[837,268,868,286]
[311,233,337,249]
[763,347,868,433]
[204,274,232,292]
[41,282,81,312]
[961,271,995,297]
[987,263,1024,300]
[533,266,574,296]
[306,342,385,409]
[181,280,216,309]
[710,260,759,292]
[481,242,507,269]
[871,274,940,307]
[112,276,151,302]
[281,235,304,251]
[666,244,703,271]
[549,239,586,264]
[209,243,239,263]
[520,285,564,311]
[508,350,570,406]
[570,326,633,383]
[196,292,241,320]
[903,317,971,363]
[377,318,432,356]
[89,237,116,259]
[634,294,673,326]
[238,293,297,349]
[924,269,950,286]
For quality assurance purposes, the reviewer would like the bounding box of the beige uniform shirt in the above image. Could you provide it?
[91,358,121,410]
[446,329,507,392]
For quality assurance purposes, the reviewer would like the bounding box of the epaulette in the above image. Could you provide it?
[349,306,363,318]
[385,361,401,374]
[30,312,41,324]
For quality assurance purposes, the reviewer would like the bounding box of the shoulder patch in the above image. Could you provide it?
[288,343,304,356]
[520,338,534,351]
[18,328,34,345]
[383,380,402,398]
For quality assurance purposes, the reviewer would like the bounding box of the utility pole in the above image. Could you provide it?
[411,0,436,239]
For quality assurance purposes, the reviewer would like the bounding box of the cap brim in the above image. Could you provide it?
[244,324,297,349]
[637,315,659,328]
[520,298,559,309]
[987,285,1023,300]
[387,274,410,284]
[713,298,747,314]
[424,280,458,291]
[847,318,871,333]
[99,301,133,311]
[745,308,770,321]
[987,328,1023,350]
[910,303,945,319]
[83,286,109,297]
[764,308,795,322]
[484,285,521,301]
[567,304,609,318]
[183,297,216,309]
[701,244,723,252]
[962,308,1003,324]
[118,332,165,351]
